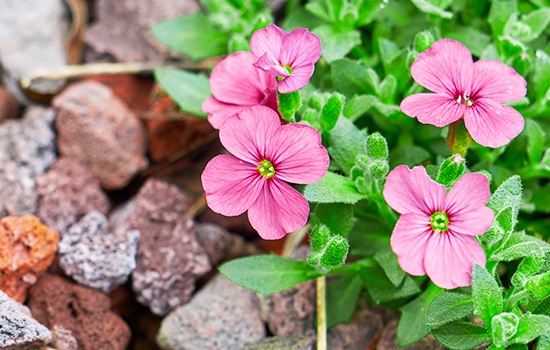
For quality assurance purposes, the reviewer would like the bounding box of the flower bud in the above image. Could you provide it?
[350,165,364,180]
[309,93,326,111]
[414,31,435,53]
[355,176,371,194]
[369,160,389,179]
[228,34,250,53]
[436,154,465,187]
[251,12,273,33]
[491,312,519,347]
[319,235,349,269]
[406,49,419,69]
[309,224,331,252]
[355,154,370,172]
[365,132,389,160]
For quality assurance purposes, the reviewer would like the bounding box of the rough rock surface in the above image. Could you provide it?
[376,319,445,350]
[243,336,315,350]
[328,298,384,350]
[86,0,200,62]
[51,325,78,350]
[53,81,148,190]
[0,215,59,302]
[0,289,52,350]
[0,107,56,217]
[157,274,265,350]
[0,0,67,98]
[111,178,211,315]
[0,86,20,121]
[28,274,131,350]
[194,223,233,266]
[36,157,110,236]
[58,211,140,293]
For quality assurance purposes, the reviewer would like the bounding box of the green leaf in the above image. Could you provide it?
[313,25,361,63]
[374,249,406,287]
[509,314,550,344]
[533,182,550,214]
[343,95,377,121]
[525,272,550,299]
[278,91,302,121]
[515,8,550,43]
[328,117,368,176]
[311,203,355,236]
[378,75,397,103]
[534,298,550,315]
[492,312,520,346]
[410,0,453,18]
[347,216,392,257]
[389,145,431,168]
[150,13,229,61]
[219,254,319,296]
[153,67,211,117]
[431,322,492,350]
[320,92,345,131]
[426,292,474,327]
[534,51,550,103]
[488,0,517,38]
[526,118,545,164]
[538,333,550,350]
[303,172,368,204]
[331,59,370,98]
[360,266,420,304]
[326,274,363,329]
[445,27,492,57]
[397,283,444,347]
[472,265,503,330]
[490,241,545,262]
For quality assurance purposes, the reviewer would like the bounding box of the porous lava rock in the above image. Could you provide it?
[111,178,211,315]
[0,106,56,217]
[0,86,20,121]
[194,223,232,266]
[36,157,110,236]
[58,211,140,293]
[376,319,444,350]
[27,274,131,350]
[0,215,59,302]
[86,0,200,62]
[243,336,315,350]
[157,274,265,350]
[0,289,52,350]
[53,81,148,190]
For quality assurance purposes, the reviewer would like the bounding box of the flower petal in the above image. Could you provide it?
[250,23,286,65]
[411,39,473,98]
[202,97,251,130]
[277,64,315,94]
[448,206,494,236]
[464,99,525,148]
[210,51,274,106]
[280,28,322,69]
[267,123,329,184]
[248,178,309,240]
[401,93,466,127]
[424,231,486,289]
[445,173,491,216]
[219,106,281,163]
[390,213,432,276]
[254,53,290,77]
[383,165,446,215]
[470,60,527,103]
[202,155,264,216]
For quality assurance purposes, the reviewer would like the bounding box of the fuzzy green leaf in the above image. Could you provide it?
[374,249,406,287]
[343,95,377,121]
[472,265,503,331]
[526,118,545,164]
[328,117,368,176]
[431,322,492,350]
[525,272,550,299]
[509,314,550,344]
[360,266,420,304]
[303,172,368,204]
[426,292,474,327]
[313,25,361,63]
[331,59,369,97]
[326,274,363,329]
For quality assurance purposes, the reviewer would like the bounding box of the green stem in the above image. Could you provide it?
[317,276,327,350]
[326,258,376,275]
[446,119,471,157]
[506,289,530,311]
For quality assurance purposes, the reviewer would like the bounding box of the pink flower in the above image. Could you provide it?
[401,39,527,148]
[201,105,330,240]
[383,165,494,289]
[202,51,278,129]
[251,24,322,94]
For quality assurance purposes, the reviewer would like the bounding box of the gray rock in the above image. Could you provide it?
[0,0,67,98]
[243,336,314,350]
[0,289,52,349]
[194,223,232,266]
[58,211,140,293]
[157,274,265,350]
[0,106,56,217]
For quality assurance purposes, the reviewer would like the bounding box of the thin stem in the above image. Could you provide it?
[281,223,311,258]
[317,276,327,350]
[506,289,530,311]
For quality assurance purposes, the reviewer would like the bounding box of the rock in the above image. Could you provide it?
[0,289,52,350]
[58,211,140,293]
[327,298,384,350]
[53,81,148,190]
[265,279,317,338]
[51,325,78,350]
[0,106,56,217]
[0,0,67,98]
[0,86,20,121]
[376,319,444,350]
[0,215,59,302]
[36,157,110,236]
[157,274,265,350]
[111,178,211,315]
[28,274,131,350]
[243,336,315,350]
[194,223,232,266]
[86,0,200,62]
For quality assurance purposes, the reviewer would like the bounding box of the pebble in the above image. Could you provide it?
[243,336,315,350]
[53,81,148,190]
[376,319,445,350]
[0,290,52,350]
[36,157,110,236]
[58,211,140,293]
[0,215,59,302]
[157,274,265,350]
